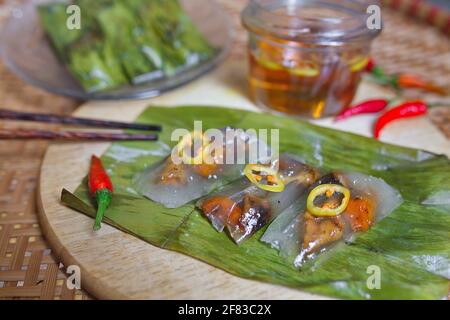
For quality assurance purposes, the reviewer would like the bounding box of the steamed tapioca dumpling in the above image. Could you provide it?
[133,128,271,208]
[261,171,404,267]
[198,154,320,244]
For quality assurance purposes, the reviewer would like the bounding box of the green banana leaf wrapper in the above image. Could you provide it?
[38,3,84,61]
[66,34,129,93]
[38,0,216,92]
[61,106,450,300]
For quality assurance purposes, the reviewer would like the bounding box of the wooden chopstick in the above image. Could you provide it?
[0,109,161,131]
[0,129,158,141]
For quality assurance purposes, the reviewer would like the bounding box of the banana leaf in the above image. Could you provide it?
[176,13,216,62]
[136,0,216,75]
[137,0,190,75]
[39,0,216,91]
[120,1,165,70]
[74,0,111,33]
[66,34,129,92]
[96,3,159,81]
[39,1,130,91]
[38,3,84,61]
[61,106,450,300]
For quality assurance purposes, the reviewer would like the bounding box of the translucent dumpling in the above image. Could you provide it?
[261,171,404,267]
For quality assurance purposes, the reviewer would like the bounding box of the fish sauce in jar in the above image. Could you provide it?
[242,0,382,118]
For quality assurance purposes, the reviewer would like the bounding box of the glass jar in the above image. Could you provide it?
[242,0,382,118]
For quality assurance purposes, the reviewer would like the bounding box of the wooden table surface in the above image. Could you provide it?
[0,0,449,300]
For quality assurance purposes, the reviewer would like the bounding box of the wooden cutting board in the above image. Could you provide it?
[37,58,450,300]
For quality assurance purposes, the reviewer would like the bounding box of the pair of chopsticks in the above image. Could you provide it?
[0,109,161,141]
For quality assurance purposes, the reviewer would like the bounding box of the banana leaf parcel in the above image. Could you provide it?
[61,106,450,300]
[38,0,216,92]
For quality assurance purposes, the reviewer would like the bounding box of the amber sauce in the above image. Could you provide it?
[248,36,368,118]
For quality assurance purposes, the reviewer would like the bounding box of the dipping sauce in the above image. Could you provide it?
[242,0,382,118]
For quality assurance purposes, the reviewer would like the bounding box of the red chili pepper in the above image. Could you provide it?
[335,99,389,121]
[374,101,428,139]
[366,57,448,96]
[365,59,395,87]
[394,73,447,96]
[88,155,113,231]
[365,57,376,72]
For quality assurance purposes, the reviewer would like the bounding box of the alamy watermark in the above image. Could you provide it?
[61,3,382,32]
[2,2,381,32]
[66,5,81,30]
[59,263,81,290]
[366,265,381,290]
[366,5,382,30]
[170,121,279,166]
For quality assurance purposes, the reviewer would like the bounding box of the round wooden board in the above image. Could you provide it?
[37,60,450,300]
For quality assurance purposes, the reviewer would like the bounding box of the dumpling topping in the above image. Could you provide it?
[278,157,320,185]
[302,212,344,254]
[238,194,271,233]
[157,159,187,185]
[344,197,375,232]
[201,196,242,226]
[192,163,219,177]
[201,193,271,239]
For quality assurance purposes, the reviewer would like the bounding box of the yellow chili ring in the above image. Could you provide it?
[175,131,205,165]
[349,56,370,72]
[256,55,320,77]
[244,164,285,193]
[201,140,223,165]
[306,184,350,217]
[289,61,320,77]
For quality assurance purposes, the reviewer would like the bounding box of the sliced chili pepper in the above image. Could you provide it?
[349,56,370,72]
[394,73,447,96]
[244,164,285,193]
[335,99,389,121]
[175,130,205,165]
[88,155,113,231]
[306,184,350,217]
[289,61,320,77]
[255,55,320,77]
[201,140,223,165]
[374,101,428,139]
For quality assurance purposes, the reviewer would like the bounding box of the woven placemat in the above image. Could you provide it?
[0,1,90,299]
[0,63,90,299]
[373,5,450,138]
[0,0,448,300]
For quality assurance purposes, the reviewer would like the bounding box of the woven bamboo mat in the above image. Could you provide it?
[0,0,448,300]
[0,1,90,299]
